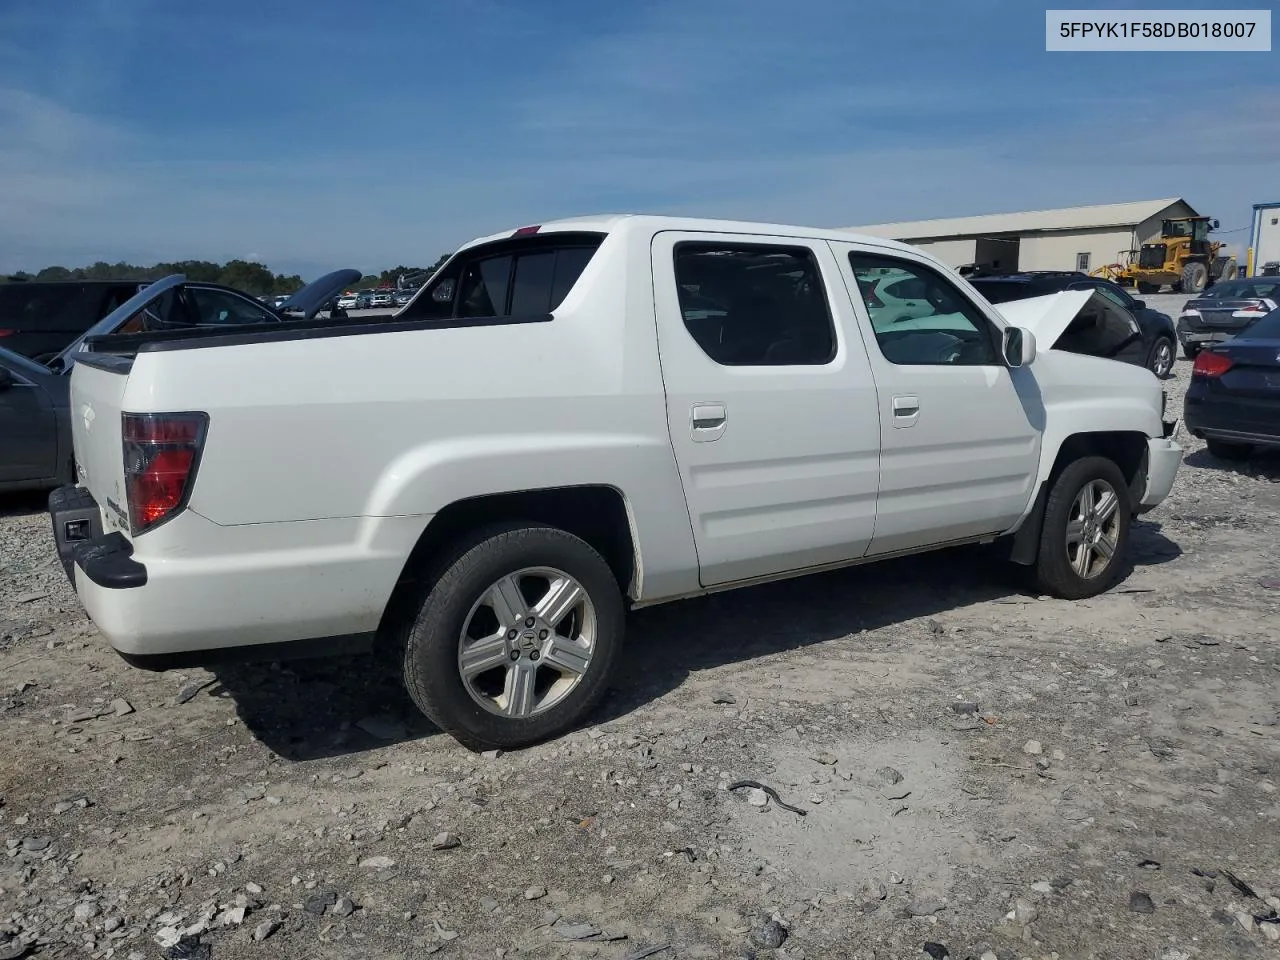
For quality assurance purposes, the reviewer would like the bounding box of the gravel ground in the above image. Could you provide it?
[3,326,1280,960]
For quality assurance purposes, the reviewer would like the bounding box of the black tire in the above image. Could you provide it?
[1137,281,1159,294]
[1206,439,1253,461]
[402,522,625,751]
[1146,336,1175,378]
[1181,341,1201,360]
[1181,260,1209,295]
[1034,456,1132,600]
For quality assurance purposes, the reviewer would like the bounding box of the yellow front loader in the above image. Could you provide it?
[1090,216,1235,293]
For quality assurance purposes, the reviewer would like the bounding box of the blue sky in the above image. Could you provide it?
[1,0,1275,278]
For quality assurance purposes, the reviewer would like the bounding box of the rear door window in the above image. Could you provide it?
[673,243,836,366]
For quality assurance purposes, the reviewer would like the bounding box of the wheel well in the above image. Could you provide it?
[378,486,638,639]
[1049,431,1149,497]
[1007,431,1149,565]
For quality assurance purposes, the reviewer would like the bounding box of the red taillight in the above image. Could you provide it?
[1192,351,1233,378]
[0,329,13,337]
[512,225,541,236]
[122,412,207,534]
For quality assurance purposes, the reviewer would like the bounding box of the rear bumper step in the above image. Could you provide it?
[48,485,147,589]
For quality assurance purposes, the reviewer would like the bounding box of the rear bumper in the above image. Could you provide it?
[1185,395,1280,447]
[1136,425,1183,514]
[49,485,422,668]
[1176,318,1246,346]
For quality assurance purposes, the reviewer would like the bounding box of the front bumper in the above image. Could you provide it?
[1136,422,1183,514]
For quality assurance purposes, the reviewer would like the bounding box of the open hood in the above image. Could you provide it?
[276,269,363,320]
[993,290,1094,348]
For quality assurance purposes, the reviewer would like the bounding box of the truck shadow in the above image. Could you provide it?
[212,522,1181,760]
[0,491,49,518]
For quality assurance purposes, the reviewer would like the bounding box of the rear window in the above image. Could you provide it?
[968,280,1033,305]
[404,232,605,321]
[0,283,115,332]
[1202,280,1280,300]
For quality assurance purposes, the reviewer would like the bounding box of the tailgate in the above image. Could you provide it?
[69,355,134,536]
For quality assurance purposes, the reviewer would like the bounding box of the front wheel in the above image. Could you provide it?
[1181,261,1209,295]
[402,522,625,751]
[1147,337,1175,378]
[1181,341,1201,360]
[1034,456,1132,600]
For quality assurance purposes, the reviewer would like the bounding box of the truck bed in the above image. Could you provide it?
[78,310,552,369]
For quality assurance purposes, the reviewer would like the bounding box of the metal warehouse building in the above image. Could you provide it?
[1250,201,1280,276]
[845,197,1199,275]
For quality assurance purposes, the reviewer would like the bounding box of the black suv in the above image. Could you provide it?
[0,280,146,363]
[968,272,1178,378]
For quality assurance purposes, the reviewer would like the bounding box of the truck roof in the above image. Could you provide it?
[458,214,925,256]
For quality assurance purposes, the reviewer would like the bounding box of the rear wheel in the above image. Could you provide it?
[1181,341,1201,359]
[1034,456,1131,600]
[1206,439,1253,461]
[1181,261,1209,295]
[1137,281,1160,294]
[1147,337,1175,378]
[401,522,625,751]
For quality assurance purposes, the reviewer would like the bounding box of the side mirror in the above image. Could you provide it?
[1132,299,1146,309]
[1003,326,1036,368]
[0,367,13,390]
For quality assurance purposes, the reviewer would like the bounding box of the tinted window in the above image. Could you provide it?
[186,288,278,326]
[1054,294,1141,358]
[850,254,998,365]
[550,247,595,308]
[115,289,187,334]
[1202,279,1280,300]
[405,234,603,321]
[673,243,835,366]
[457,255,512,318]
[509,252,556,315]
[969,280,1033,305]
[1069,280,1130,310]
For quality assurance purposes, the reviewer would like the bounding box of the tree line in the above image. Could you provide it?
[3,254,454,297]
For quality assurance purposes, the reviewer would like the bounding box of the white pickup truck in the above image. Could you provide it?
[50,215,1183,750]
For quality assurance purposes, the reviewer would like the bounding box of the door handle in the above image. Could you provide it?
[690,403,727,441]
[891,395,920,427]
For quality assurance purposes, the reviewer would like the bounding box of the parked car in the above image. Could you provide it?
[969,272,1178,378]
[866,271,937,324]
[393,289,416,307]
[0,280,147,363]
[337,293,360,310]
[355,291,376,309]
[1184,306,1280,460]
[369,291,394,308]
[51,215,1181,751]
[0,270,358,493]
[0,348,72,492]
[1176,278,1280,358]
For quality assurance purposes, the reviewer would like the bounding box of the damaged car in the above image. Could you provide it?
[0,269,359,492]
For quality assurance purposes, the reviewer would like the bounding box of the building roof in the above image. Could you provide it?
[845,198,1194,241]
